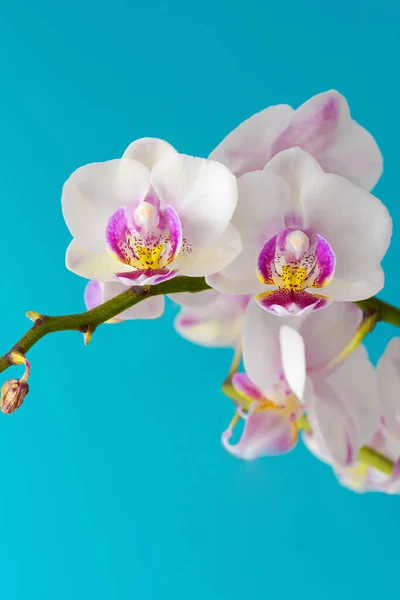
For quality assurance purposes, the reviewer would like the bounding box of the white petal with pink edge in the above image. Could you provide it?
[210,104,294,176]
[209,89,382,190]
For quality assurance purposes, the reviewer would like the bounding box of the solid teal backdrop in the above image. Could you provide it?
[0,1,398,598]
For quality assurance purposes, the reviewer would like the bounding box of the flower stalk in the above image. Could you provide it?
[0,276,400,380]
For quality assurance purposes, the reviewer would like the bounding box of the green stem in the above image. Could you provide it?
[221,345,244,405]
[355,296,400,327]
[0,276,211,375]
[1,273,400,381]
[358,446,395,476]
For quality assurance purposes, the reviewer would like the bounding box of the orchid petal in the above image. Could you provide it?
[123,137,178,170]
[231,373,264,402]
[271,91,348,160]
[84,280,103,311]
[377,338,400,437]
[323,268,385,301]
[209,90,382,189]
[170,289,219,309]
[242,300,287,396]
[62,159,150,252]
[307,379,359,466]
[299,302,363,372]
[305,427,400,494]
[269,89,382,189]
[264,147,325,208]
[309,346,380,465]
[84,280,164,321]
[326,346,380,445]
[222,404,298,460]
[101,282,165,320]
[301,173,392,279]
[279,326,306,401]
[233,169,290,245]
[66,239,133,282]
[172,290,249,348]
[207,270,265,295]
[210,104,294,176]
[151,154,238,247]
[212,170,290,288]
[172,223,242,277]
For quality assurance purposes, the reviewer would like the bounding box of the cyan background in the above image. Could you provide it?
[0,1,398,598]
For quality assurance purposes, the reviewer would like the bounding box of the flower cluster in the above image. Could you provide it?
[62,89,399,494]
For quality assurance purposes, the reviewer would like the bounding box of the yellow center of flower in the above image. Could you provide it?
[135,244,164,270]
[281,265,308,290]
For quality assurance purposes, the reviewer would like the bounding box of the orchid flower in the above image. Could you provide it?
[222,301,380,465]
[63,137,241,287]
[171,290,250,348]
[84,280,164,322]
[208,147,392,315]
[305,426,400,495]
[210,89,382,190]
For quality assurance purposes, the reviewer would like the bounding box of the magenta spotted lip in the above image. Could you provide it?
[105,196,183,284]
[255,228,335,316]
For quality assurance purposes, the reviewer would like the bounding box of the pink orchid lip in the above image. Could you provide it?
[115,269,178,286]
[222,401,299,460]
[221,372,301,460]
[256,228,335,315]
[105,197,183,282]
[255,288,330,316]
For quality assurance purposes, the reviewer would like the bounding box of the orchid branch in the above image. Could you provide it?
[0,275,399,380]
[1,274,400,475]
[0,276,210,376]
[354,296,400,326]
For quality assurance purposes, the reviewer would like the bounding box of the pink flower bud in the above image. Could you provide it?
[0,379,29,414]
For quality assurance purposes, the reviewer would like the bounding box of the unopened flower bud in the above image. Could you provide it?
[0,379,29,414]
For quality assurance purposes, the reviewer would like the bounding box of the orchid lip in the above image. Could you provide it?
[105,200,183,282]
[256,229,335,314]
